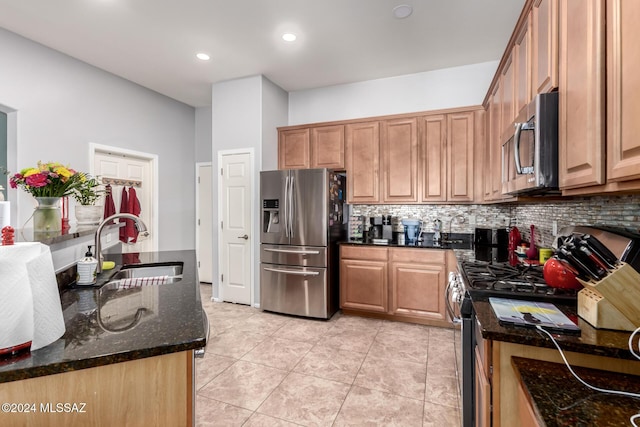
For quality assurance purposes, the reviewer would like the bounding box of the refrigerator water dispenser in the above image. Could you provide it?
[263,199,280,233]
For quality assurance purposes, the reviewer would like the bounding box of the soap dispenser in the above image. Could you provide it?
[76,245,99,285]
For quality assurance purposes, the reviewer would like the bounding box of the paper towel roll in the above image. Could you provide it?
[0,243,65,353]
[0,201,9,228]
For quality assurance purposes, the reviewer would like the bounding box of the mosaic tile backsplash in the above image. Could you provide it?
[351,194,640,249]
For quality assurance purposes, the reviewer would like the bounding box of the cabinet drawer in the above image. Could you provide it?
[390,248,446,264]
[340,245,388,261]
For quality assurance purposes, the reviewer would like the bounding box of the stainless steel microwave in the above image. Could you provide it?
[502,92,559,195]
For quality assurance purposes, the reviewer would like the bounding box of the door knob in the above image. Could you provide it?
[238,234,249,240]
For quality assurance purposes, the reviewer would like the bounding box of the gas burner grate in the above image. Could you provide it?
[460,261,578,299]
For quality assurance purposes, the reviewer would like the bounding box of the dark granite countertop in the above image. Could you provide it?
[512,357,640,426]
[341,233,474,251]
[0,250,206,383]
[472,296,638,360]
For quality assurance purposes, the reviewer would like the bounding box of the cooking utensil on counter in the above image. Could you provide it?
[526,225,538,260]
[543,257,583,290]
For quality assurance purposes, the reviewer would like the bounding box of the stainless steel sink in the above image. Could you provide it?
[110,263,183,280]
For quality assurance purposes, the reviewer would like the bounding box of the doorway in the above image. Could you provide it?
[90,143,158,253]
[196,162,213,283]
[218,149,254,305]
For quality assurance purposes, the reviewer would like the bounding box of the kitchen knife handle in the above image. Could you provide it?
[583,234,619,267]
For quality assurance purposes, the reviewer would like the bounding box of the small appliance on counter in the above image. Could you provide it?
[474,227,509,263]
[348,215,365,242]
[368,216,383,241]
[401,218,421,246]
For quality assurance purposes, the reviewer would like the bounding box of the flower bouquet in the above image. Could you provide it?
[9,161,86,234]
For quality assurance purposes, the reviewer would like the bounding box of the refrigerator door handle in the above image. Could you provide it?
[263,267,320,276]
[284,174,290,238]
[288,175,295,237]
[264,248,321,255]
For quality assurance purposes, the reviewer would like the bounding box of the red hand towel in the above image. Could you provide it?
[103,184,116,223]
[127,186,141,243]
[119,187,129,243]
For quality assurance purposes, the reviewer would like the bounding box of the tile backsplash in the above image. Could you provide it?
[351,194,640,249]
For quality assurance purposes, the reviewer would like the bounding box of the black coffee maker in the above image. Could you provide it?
[368,217,383,240]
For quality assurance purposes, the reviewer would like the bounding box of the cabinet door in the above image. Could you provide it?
[345,122,380,203]
[448,112,475,202]
[501,51,515,137]
[278,129,310,170]
[606,0,640,182]
[311,125,345,169]
[390,261,445,320]
[340,259,388,313]
[389,248,446,321]
[381,118,418,203]
[558,0,605,189]
[475,347,492,427]
[489,81,503,201]
[420,115,447,202]
[515,12,532,117]
[532,0,559,94]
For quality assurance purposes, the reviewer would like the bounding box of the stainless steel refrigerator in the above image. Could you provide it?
[260,168,345,319]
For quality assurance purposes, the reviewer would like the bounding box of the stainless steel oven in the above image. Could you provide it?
[446,259,579,427]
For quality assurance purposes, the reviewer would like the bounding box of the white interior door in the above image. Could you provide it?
[196,163,213,283]
[93,151,154,253]
[220,151,252,305]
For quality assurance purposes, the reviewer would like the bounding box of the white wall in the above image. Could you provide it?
[195,106,213,163]
[211,75,288,303]
[0,28,196,251]
[288,61,499,125]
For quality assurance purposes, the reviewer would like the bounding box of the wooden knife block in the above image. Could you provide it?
[577,262,640,330]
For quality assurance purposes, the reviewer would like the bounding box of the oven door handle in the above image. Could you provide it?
[445,279,462,325]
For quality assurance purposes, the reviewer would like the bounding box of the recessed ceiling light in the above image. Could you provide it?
[282,33,297,42]
[196,53,210,61]
[393,4,413,19]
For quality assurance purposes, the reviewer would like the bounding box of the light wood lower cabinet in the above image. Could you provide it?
[340,246,388,313]
[389,248,446,322]
[340,245,450,327]
[0,351,194,427]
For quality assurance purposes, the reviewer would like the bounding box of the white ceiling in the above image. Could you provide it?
[0,0,526,107]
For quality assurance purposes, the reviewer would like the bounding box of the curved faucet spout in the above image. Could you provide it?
[95,213,148,274]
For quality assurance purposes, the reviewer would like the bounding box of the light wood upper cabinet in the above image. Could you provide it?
[558,0,606,189]
[278,128,310,170]
[501,51,516,137]
[420,115,447,202]
[345,121,380,203]
[448,111,475,202]
[310,125,345,169]
[532,0,559,94]
[487,82,503,201]
[606,0,640,182]
[515,11,532,117]
[381,118,419,203]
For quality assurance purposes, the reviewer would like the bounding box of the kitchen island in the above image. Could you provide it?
[473,295,640,426]
[0,250,207,427]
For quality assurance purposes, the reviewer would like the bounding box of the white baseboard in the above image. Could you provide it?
[253,303,260,309]
[213,297,222,302]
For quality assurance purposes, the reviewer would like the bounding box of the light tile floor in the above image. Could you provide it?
[197,284,462,427]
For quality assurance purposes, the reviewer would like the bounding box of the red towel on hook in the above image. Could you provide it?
[127,186,142,243]
[119,187,129,243]
[103,184,116,223]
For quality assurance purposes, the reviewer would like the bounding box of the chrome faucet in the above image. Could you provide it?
[443,214,466,241]
[95,213,148,274]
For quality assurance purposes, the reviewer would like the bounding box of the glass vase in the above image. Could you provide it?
[33,197,62,236]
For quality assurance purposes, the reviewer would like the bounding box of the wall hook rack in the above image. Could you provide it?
[101,177,142,188]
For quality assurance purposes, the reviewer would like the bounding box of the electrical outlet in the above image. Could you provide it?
[552,221,558,236]
[106,233,112,243]
[469,215,477,225]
